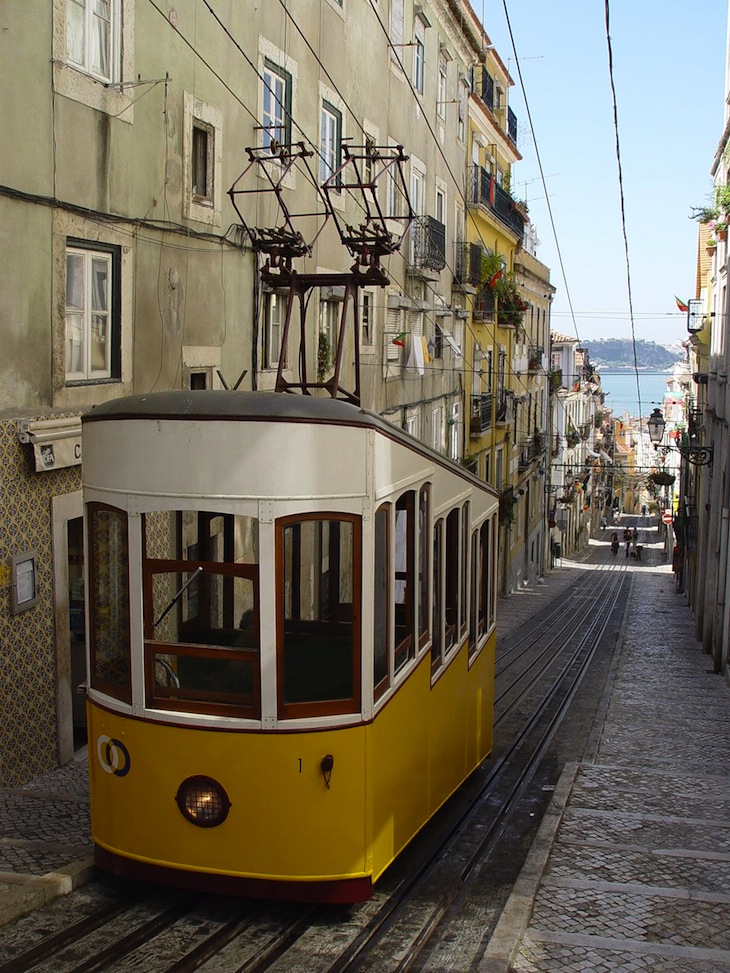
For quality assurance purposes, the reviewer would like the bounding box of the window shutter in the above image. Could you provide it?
[390,0,404,61]
[385,307,402,362]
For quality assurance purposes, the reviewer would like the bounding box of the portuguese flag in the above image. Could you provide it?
[675,296,689,312]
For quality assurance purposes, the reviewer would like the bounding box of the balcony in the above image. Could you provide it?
[496,389,511,425]
[518,432,546,469]
[454,241,482,289]
[468,166,525,238]
[473,285,495,322]
[474,67,518,147]
[470,392,493,437]
[527,347,544,372]
[507,107,518,144]
[409,215,446,276]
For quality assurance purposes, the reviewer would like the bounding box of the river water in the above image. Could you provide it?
[597,371,671,419]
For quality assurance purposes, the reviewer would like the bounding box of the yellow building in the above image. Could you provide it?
[457,30,551,591]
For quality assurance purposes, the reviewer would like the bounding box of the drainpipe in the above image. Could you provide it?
[718,507,730,675]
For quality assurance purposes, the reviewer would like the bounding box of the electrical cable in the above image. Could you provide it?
[603,0,643,425]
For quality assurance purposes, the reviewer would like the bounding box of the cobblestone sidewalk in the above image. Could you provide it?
[483,521,730,972]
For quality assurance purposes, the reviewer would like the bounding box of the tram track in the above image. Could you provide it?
[0,564,631,973]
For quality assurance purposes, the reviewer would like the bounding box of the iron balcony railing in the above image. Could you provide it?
[519,432,546,469]
[474,68,518,146]
[507,107,518,143]
[410,215,446,272]
[468,166,525,238]
[454,241,482,288]
[479,67,494,110]
[470,392,493,436]
[473,285,495,321]
[496,388,509,424]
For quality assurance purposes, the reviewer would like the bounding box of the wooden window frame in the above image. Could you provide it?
[431,517,443,673]
[417,484,431,650]
[142,557,261,719]
[373,503,391,701]
[88,501,132,703]
[394,491,416,673]
[276,513,362,720]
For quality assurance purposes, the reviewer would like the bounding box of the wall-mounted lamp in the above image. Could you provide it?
[647,408,714,467]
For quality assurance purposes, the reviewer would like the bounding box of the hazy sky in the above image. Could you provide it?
[483,0,728,348]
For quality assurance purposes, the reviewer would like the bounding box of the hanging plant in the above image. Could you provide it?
[648,470,675,488]
[499,491,515,527]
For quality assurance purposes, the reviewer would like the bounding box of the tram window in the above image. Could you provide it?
[417,484,430,649]
[444,508,459,654]
[460,502,470,638]
[278,515,361,718]
[469,532,479,659]
[394,491,415,672]
[431,518,443,671]
[373,505,390,698]
[88,503,131,703]
[469,518,491,659]
[142,511,260,718]
[485,516,495,629]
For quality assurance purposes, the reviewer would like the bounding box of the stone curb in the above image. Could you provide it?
[477,764,580,972]
[0,855,97,928]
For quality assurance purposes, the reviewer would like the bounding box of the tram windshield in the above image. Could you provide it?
[143,511,260,718]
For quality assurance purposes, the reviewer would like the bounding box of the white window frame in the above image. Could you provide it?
[435,180,447,228]
[183,94,223,226]
[406,409,421,441]
[258,40,298,195]
[449,402,461,461]
[53,0,134,119]
[360,289,375,347]
[458,75,469,143]
[384,304,404,375]
[262,60,291,149]
[390,0,405,66]
[65,244,115,383]
[65,0,118,83]
[410,158,425,216]
[263,291,286,370]
[437,52,448,120]
[432,405,444,453]
[413,19,425,93]
[320,101,342,185]
[318,83,346,209]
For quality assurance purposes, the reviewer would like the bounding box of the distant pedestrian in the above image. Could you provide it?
[611,532,619,556]
[623,527,631,558]
[600,516,608,530]
[672,544,685,592]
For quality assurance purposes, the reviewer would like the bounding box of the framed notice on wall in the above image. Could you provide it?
[11,550,39,614]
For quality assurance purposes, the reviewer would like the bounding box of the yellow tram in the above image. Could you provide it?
[82,390,499,902]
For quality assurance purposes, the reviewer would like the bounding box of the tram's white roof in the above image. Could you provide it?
[83,391,497,497]
[83,390,371,426]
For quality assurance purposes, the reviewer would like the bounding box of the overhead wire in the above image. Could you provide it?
[144,0,576,442]
[603,0,643,423]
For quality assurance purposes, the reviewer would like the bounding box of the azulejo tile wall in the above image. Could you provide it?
[1,417,81,786]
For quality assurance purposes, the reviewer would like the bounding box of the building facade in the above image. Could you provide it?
[2,1,554,784]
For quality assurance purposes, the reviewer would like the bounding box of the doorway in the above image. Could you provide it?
[52,491,85,764]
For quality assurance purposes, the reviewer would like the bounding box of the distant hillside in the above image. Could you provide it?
[582,339,682,371]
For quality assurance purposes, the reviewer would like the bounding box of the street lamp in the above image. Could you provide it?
[647,407,714,467]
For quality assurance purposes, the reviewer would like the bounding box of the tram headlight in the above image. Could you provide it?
[175,775,231,827]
